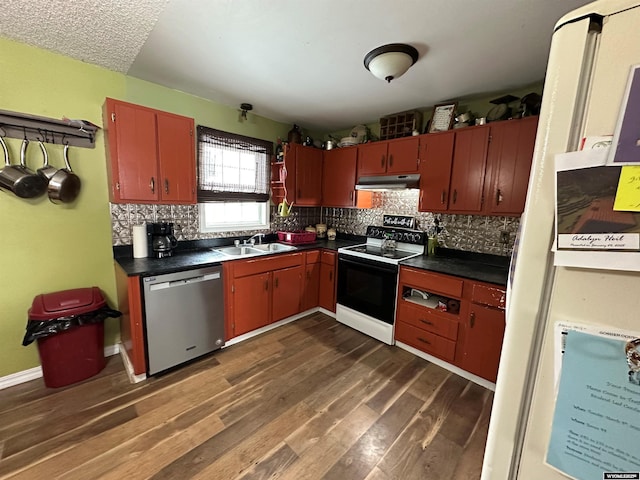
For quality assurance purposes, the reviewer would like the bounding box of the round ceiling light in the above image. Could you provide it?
[364,43,419,83]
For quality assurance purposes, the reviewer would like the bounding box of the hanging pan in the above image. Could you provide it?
[47,144,81,204]
[0,137,48,198]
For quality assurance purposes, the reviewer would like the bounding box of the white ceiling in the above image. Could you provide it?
[0,0,593,131]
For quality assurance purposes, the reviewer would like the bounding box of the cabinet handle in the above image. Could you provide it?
[389,154,393,167]
[349,191,354,201]
[265,280,269,291]
[495,189,502,205]
[329,271,333,282]
[452,189,457,204]
[418,337,431,345]
[381,155,385,168]
[441,190,446,204]
[149,177,155,193]
[164,179,169,194]
[275,277,279,288]
[419,319,433,326]
[470,312,476,328]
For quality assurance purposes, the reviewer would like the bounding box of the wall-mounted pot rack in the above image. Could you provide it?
[0,109,99,148]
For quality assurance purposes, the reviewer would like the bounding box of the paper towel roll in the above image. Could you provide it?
[132,224,148,258]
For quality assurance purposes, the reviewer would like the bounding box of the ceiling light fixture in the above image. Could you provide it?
[364,43,419,83]
[239,103,253,121]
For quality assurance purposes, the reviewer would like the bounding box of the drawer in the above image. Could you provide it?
[232,252,303,278]
[471,283,506,310]
[305,250,321,264]
[397,300,458,341]
[321,250,336,266]
[395,321,456,362]
[400,267,463,298]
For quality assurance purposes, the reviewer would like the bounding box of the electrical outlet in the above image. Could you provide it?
[500,231,510,244]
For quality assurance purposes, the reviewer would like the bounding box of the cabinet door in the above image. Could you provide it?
[461,305,505,382]
[157,112,196,204]
[485,117,538,215]
[108,100,159,202]
[357,142,388,176]
[272,265,303,322]
[322,147,357,207]
[302,262,320,311]
[418,131,455,212]
[387,136,419,173]
[449,126,490,213]
[295,145,323,206]
[232,272,270,336]
[319,260,336,312]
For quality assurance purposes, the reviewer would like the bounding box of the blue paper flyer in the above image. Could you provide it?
[547,330,640,479]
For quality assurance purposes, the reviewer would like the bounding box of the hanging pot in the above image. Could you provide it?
[0,137,48,198]
[47,144,81,204]
[36,141,58,180]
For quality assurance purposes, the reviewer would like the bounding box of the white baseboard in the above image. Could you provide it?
[395,341,496,392]
[0,343,121,391]
[118,342,147,384]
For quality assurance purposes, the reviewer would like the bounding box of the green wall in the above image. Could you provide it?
[0,37,289,378]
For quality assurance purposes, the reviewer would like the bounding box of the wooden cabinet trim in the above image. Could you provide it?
[399,267,464,298]
[232,252,304,278]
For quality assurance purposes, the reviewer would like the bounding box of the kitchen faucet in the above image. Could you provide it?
[245,233,265,245]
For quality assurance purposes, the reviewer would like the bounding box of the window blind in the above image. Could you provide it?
[197,125,272,202]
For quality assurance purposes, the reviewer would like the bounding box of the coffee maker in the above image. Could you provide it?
[146,222,178,258]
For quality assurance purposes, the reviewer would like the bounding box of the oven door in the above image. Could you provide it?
[337,254,398,324]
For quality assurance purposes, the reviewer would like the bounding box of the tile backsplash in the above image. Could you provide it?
[110,190,518,256]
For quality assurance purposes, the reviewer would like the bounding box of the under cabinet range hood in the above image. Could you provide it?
[355,174,420,191]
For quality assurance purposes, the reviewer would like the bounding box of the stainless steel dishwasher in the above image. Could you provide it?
[143,266,224,375]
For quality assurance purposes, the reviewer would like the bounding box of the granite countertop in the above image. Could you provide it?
[400,248,510,286]
[114,236,366,277]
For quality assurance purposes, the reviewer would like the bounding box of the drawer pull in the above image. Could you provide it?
[470,312,476,328]
[418,337,431,345]
[419,319,434,326]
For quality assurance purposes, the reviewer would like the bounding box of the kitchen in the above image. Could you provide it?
[0,0,619,478]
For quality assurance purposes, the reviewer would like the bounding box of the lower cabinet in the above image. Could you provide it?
[395,266,506,383]
[318,251,337,312]
[224,252,304,339]
[302,250,321,311]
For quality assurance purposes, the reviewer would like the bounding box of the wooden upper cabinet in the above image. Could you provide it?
[448,126,490,213]
[285,143,322,206]
[104,98,196,204]
[387,136,420,173]
[323,147,358,207]
[357,137,419,176]
[156,112,196,204]
[418,131,455,212]
[484,117,538,216]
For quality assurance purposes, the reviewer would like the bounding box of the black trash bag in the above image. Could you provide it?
[22,306,122,346]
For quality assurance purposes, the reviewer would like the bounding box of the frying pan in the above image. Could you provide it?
[47,144,81,204]
[0,137,48,198]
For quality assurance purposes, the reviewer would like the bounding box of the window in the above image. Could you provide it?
[197,126,272,232]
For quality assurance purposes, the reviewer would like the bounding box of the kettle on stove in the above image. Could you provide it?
[147,222,178,258]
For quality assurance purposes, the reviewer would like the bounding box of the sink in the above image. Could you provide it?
[251,243,297,253]
[213,245,265,258]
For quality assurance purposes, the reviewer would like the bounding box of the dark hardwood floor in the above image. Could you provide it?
[0,313,493,480]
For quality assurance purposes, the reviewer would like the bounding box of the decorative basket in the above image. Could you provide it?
[277,231,317,244]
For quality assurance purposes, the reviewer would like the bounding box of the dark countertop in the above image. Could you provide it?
[400,248,510,286]
[114,236,366,277]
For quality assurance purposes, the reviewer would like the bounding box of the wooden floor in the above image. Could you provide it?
[0,313,493,480]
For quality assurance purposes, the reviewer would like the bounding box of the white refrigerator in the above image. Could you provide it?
[482,1,640,479]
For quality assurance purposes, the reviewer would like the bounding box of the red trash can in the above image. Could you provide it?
[28,287,107,388]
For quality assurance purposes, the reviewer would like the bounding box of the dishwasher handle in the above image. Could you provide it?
[148,271,220,291]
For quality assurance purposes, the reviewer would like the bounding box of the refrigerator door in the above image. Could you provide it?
[483,2,640,479]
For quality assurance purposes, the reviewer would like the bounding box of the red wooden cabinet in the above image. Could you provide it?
[460,303,505,383]
[484,116,538,215]
[302,251,321,311]
[272,265,303,322]
[357,137,420,176]
[104,98,195,204]
[323,147,358,207]
[232,272,271,336]
[283,143,322,206]
[449,126,490,213]
[318,251,337,312]
[418,131,455,212]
